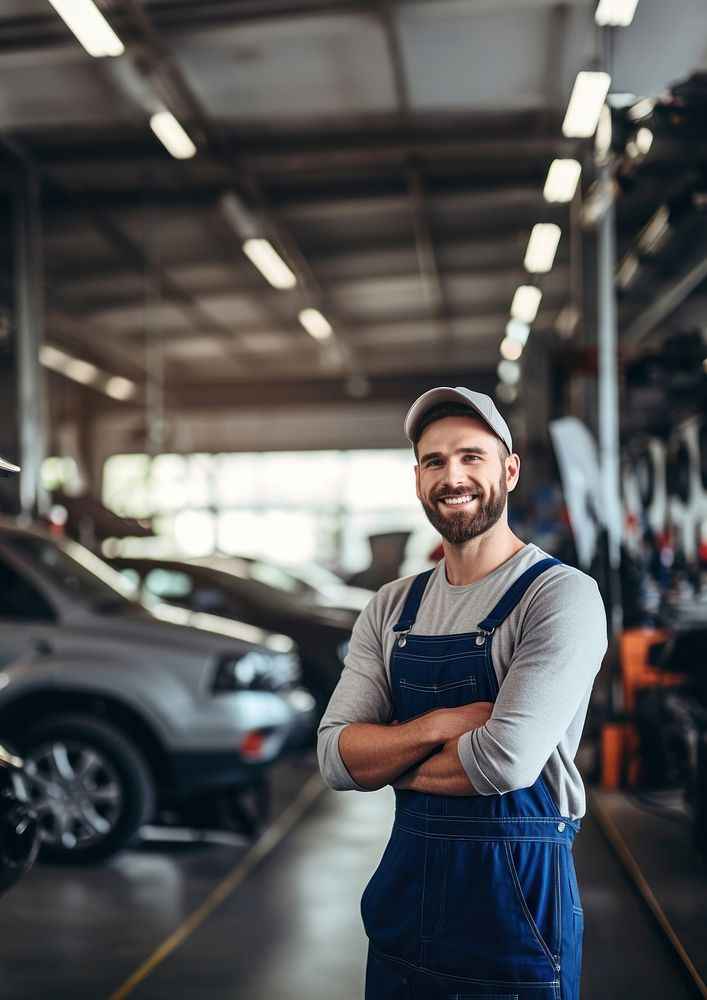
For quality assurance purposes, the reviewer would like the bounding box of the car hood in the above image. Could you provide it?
[62,601,292,656]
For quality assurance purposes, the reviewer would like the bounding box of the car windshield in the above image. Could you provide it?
[6,533,144,612]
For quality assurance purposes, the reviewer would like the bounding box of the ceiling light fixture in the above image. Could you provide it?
[298,308,333,341]
[40,346,137,401]
[637,205,670,256]
[506,319,531,346]
[500,337,523,361]
[524,223,562,274]
[562,71,612,138]
[635,127,653,154]
[497,360,521,386]
[628,98,654,122]
[64,358,99,385]
[543,159,582,203]
[510,285,542,324]
[149,110,197,160]
[105,376,137,401]
[496,383,518,405]
[47,0,124,57]
[243,238,297,290]
[616,252,640,289]
[595,0,640,27]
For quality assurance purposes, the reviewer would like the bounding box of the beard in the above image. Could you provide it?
[420,475,508,546]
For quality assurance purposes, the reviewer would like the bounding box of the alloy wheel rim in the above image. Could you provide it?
[23,740,122,850]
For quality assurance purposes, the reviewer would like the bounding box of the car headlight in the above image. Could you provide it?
[212,649,302,694]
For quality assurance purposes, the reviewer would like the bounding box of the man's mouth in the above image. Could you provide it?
[437,493,480,507]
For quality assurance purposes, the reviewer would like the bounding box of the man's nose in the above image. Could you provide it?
[445,460,468,485]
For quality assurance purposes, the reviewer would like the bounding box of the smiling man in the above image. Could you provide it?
[317,386,607,1000]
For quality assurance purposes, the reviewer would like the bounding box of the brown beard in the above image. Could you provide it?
[420,474,508,545]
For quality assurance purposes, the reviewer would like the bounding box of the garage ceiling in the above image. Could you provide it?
[0,0,705,436]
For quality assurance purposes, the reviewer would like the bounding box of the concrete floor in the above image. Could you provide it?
[0,754,702,999]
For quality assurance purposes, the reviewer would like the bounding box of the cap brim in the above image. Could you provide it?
[0,457,20,478]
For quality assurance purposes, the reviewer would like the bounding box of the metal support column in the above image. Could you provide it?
[596,137,624,635]
[13,162,49,516]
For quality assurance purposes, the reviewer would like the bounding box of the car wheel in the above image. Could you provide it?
[18,715,154,864]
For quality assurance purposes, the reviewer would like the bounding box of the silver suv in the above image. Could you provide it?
[0,520,315,863]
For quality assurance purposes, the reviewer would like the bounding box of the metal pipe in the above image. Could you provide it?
[13,162,50,517]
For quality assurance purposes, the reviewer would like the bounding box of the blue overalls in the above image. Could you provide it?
[361,559,584,1000]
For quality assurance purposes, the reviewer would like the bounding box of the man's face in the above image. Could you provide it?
[414,416,519,546]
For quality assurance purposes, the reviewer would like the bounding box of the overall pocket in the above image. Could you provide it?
[398,675,478,717]
[422,838,561,984]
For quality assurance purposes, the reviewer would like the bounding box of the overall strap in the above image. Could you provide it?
[477,557,561,635]
[392,568,435,635]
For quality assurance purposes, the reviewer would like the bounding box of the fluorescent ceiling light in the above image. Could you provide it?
[635,127,653,154]
[40,346,97,385]
[524,223,561,274]
[562,71,612,138]
[628,98,654,122]
[510,285,542,324]
[500,337,523,361]
[497,360,521,386]
[616,252,640,289]
[105,376,137,401]
[298,308,333,341]
[543,159,581,203]
[39,345,71,373]
[47,0,124,57]
[40,345,136,401]
[64,358,99,385]
[506,319,530,346]
[595,0,640,26]
[243,239,297,290]
[496,383,518,405]
[637,205,670,256]
[149,110,197,160]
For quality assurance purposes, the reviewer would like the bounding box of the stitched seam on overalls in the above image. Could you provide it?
[396,825,570,843]
[399,676,478,692]
[395,650,485,662]
[422,838,449,941]
[503,841,559,973]
[369,946,560,988]
[553,842,561,961]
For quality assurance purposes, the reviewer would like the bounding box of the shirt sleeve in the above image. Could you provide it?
[457,569,607,796]
[317,594,394,791]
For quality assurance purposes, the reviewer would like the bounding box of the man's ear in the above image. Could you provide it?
[414,464,422,501]
[506,453,521,493]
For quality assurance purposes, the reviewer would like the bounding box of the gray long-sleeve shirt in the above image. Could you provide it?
[317,544,607,820]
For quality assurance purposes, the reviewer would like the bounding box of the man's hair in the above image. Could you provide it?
[413,403,510,461]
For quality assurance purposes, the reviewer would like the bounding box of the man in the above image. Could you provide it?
[318,386,607,1000]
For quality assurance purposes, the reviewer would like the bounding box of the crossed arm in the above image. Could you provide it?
[338,701,494,796]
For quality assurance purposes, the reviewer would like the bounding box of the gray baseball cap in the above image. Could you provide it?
[0,456,20,478]
[404,386,513,453]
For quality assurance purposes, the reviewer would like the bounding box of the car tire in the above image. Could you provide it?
[18,715,155,865]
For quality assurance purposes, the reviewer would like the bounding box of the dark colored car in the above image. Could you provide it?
[110,556,355,714]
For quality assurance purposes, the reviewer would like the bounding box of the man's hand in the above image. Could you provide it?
[338,701,493,791]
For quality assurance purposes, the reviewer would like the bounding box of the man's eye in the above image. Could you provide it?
[425,459,443,468]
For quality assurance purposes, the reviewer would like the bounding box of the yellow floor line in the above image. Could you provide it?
[107,772,326,1000]
[589,788,707,999]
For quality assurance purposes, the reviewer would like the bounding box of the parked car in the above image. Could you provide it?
[0,519,315,863]
[231,556,374,615]
[109,556,355,713]
[0,743,40,895]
